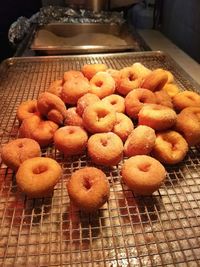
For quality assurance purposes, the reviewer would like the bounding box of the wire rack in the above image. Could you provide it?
[0,52,200,267]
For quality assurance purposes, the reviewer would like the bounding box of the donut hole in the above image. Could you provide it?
[100,138,108,147]
[138,163,151,172]
[139,96,148,103]
[68,129,75,134]
[95,80,103,87]
[83,178,92,190]
[110,100,117,105]
[33,165,48,174]
[128,73,136,81]
[28,106,37,113]
[97,110,109,121]
[18,142,24,148]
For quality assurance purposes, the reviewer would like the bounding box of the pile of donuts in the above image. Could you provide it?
[1,62,200,213]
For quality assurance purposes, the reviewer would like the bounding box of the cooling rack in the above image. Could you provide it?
[0,52,200,267]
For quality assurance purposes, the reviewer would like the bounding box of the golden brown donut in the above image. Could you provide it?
[157,68,174,83]
[131,62,152,79]
[17,100,38,123]
[54,126,88,156]
[125,88,157,119]
[19,114,59,147]
[106,68,120,85]
[63,70,84,82]
[61,76,90,105]
[81,63,108,80]
[112,113,134,142]
[47,79,63,98]
[89,71,115,99]
[162,83,180,97]
[141,69,168,92]
[175,107,200,146]
[172,90,200,111]
[16,157,62,198]
[154,90,173,108]
[138,104,177,131]
[151,130,189,164]
[76,93,101,117]
[116,66,143,96]
[37,92,67,125]
[1,138,41,171]
[67,167,110,212]
[64,107,83,127]
[124,125,156,157]
[87,132,123,166]
[82,102,116,133]
[121,155,166,195]
[102,94,125,113]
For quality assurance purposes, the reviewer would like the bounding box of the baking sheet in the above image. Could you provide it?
[0,52,200,266]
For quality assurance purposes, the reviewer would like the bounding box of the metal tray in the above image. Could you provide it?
[30,23,143,55]
[0,51,200,266]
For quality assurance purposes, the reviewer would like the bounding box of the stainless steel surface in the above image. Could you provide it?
[31,23,141,55]
[86,0,109,12]
[0,51,200,266]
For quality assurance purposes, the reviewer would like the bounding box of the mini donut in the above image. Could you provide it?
[1,138,41,171]
[76,93,100,117]
[47,79,63,98]
[125,88,157,119]
[89,71,115,99]
[54,126,88,156]
[102,94,125,113]
[152,130,189,164]
[172,90,200,111]
[81,63,108,80]
[141,69,168,92]
[162,83,179,97]
[63,70,84,82]
[87,132,123,166]
[67,167,110,212]
[157,68,174,83]
[82,102,116,133]
[124,125,156,157]
[112,113,134,142]
[16,157,62,198]
[19,114,59,147]
[61,76,90,105]
[17,100,38,123]
[138,104,177,131]
[131,62,152,79]
[175,107,200,146]
[121,155,166,195]
[37,92,67,125]
[116,67,143,96]
[64,107,83,127]
[154,90,173,108]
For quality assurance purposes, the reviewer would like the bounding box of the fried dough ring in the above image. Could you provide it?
[17,100,38,123]
[172,90,200,111]
[141,69,168,92]
[81,64,108,80]
[112,113,134,142]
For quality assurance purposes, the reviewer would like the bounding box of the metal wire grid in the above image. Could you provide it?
[0,52,200,267]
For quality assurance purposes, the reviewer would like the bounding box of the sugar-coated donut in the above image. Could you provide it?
[125,88,157,119]
[116,67,143,96]
[112,113,134,142]
[138,104,177,131]
[54,126,88,156]
[131,62,152,79]
[16,157,62,198]
[102,94,125,113]
[47,79,63,98]
[17,100,38,123]
[81,64,108,80]
[19,114,59,147]
[83,102,116,133]
[61,76,90,105]
[64,107,83,127]
[124,125,156,157]
[89,71,115,99]
[76,93,100,117]
[121,155,166,195]
[141,69,168,91]
[172,90,200,111]
[151,130,189,164]
[1,138,41,171]
[63,70,84,82]
[67,167,110,212]
[87,132,123,166]
[175,107,200,146]
[37,92,67,125]
[162,83,179,97]
[155,90,173,108]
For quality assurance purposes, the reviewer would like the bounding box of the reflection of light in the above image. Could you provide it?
[108,250,140,267]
